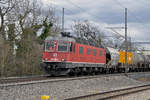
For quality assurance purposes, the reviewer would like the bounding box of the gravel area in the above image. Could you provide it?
[0,75,142,100]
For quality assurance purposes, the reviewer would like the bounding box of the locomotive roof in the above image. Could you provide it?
[46,36,104,48]
[45,36,76,42]
[74,37,104,48]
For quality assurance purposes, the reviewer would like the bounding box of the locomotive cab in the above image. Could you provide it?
[41,36,76,75]
[42,37,75,62]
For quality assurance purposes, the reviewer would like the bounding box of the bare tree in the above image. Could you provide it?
[0,0,16,39]
[71,20,104,45]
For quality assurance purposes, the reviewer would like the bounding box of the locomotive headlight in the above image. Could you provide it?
[45,58,48,61]
[62,59,65,61]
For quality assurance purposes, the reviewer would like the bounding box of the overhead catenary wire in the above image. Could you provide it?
[50,3,84,19]
[64,0,129,39]
[113,0,150,32]
[66,0,106,21]
[47,0,150,32]
[55,0,118,39]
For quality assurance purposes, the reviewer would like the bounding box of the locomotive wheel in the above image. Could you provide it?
[98,68,103,73]
[68,69,75,76]
[87,67,93,75]
[94,68,99,75]
[82,68,88,75]
[74,67,81,76]
[91,70,96,75]
[91,68,96,75]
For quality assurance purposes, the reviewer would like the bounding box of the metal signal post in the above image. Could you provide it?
[125,8,128,69]
[62,8,65,32]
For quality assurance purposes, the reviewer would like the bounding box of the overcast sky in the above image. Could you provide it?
[41,0,150,43]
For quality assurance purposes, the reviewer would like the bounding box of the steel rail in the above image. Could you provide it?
[0,74,50,84]
[65,83,150,100]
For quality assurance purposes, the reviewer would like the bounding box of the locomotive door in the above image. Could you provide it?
[71,43,76,61]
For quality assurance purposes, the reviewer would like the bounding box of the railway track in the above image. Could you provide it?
[0,73,124,87]
[65,84,150,100]
[0,75,51,84]
[0,72,150,87]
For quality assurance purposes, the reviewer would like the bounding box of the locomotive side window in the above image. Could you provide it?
[87,48,90,55]
[99,50,103,56]
[45,40,54,52]
[94,49,97,56]
[73,44,76,52]
[58,41,68,52]
[79,46,83,54]
[70,43,73,52]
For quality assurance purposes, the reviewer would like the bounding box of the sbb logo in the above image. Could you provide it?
[53,53,57,58]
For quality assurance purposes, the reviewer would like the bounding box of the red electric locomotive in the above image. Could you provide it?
[40,34,106,75]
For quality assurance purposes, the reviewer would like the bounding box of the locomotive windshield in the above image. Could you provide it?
[45,40,54,52]
[58,41,69,52]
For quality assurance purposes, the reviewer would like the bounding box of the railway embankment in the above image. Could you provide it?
[0,73,146,100]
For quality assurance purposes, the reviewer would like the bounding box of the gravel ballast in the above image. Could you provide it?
[0,75,142,100]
